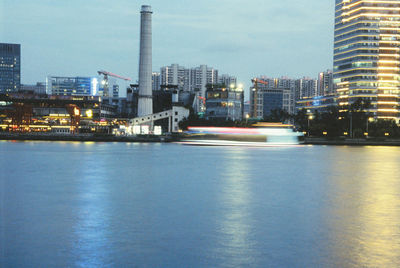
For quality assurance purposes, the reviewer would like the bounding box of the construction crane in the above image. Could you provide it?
[251,78,269,118]
[97,70,132,97]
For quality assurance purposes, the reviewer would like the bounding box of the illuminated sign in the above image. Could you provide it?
[91,78,98,96]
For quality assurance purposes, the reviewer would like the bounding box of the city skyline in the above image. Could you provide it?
[1,0,334,90]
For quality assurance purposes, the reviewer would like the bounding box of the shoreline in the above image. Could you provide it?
[304,137,400,146]
[2,133,400,146]
[0,133,176,143]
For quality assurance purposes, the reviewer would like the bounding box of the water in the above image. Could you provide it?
[1,141,400,267]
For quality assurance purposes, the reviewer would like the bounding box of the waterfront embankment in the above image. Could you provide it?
[2,133,400,146]
[0,132,176,142]
[304,137,400,146]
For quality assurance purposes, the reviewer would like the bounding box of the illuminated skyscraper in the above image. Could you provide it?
[334,0,400,122]
[0,43,20,93]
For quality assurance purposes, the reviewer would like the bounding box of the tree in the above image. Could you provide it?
[263,108,290,123]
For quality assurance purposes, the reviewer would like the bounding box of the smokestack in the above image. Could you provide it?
[137,5,153,117]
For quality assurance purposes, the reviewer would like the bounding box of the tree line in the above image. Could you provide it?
[179,100,400,138]
[265,99,400,138]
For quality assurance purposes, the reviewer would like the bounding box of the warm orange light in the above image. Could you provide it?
[74,107,80,116]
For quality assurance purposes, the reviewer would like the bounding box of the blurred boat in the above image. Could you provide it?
[179,122,304,146]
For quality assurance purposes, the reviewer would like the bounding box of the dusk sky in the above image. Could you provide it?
[1,0,334,90]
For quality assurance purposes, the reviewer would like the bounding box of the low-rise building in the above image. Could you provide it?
[205,86,244,121]
[250,85,295,119]
[21,82,46,95]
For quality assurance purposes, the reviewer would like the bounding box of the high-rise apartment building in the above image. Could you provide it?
[160,64,189,91]
[189,65,218,97]
[218,74,237,88]
[295,78,318,100]
[334,0,400,121]
[318,70,334,96]
[0,43,21,93]
[159,64,221,96]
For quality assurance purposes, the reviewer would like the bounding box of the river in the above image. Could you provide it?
[1,141,400,267]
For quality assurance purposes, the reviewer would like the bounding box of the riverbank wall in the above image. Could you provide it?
[304,137,400,146]
[0,133,176,143]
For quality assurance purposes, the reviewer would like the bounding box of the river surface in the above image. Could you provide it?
[1,141,400,267]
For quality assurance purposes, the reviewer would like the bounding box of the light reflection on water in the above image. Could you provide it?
[72,144,111,267]
[215,148,254,267]
[1,142,400,267]
[326,147,400,267]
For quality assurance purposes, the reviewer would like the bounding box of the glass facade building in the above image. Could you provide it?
[334,0,400,121]
[46,76,97,96]
[0,43,21,93]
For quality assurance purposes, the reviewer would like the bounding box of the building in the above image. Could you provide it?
[296,95,338,114]
[100,77,120,98]
[152,72,161,91]
[205,85,244,121]
[260,88,294,117]
[218,74,237,88]
[189,65,218,97]
[250,78,295,119]
[243,100,250,118]
[46,76,97,96]
[334,0,400,122]
[0,92,118,133]
[160,64,220,96]
[0,43,21,93]
[295,77,318,100]
[21,82,46,95]
[317,70,334,96]
[160,64,189,91]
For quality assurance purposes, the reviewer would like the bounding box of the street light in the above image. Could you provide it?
[349,111,353,138]
[366,117,374,135]
[308,115,314,137]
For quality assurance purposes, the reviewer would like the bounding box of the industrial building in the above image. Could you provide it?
[334,0,400,122]
[0,43,21,93]
[137,5,153,117]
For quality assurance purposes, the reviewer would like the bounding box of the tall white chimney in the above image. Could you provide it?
[137,5,153,116]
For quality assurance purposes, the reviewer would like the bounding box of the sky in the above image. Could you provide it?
[0,0,334,91]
